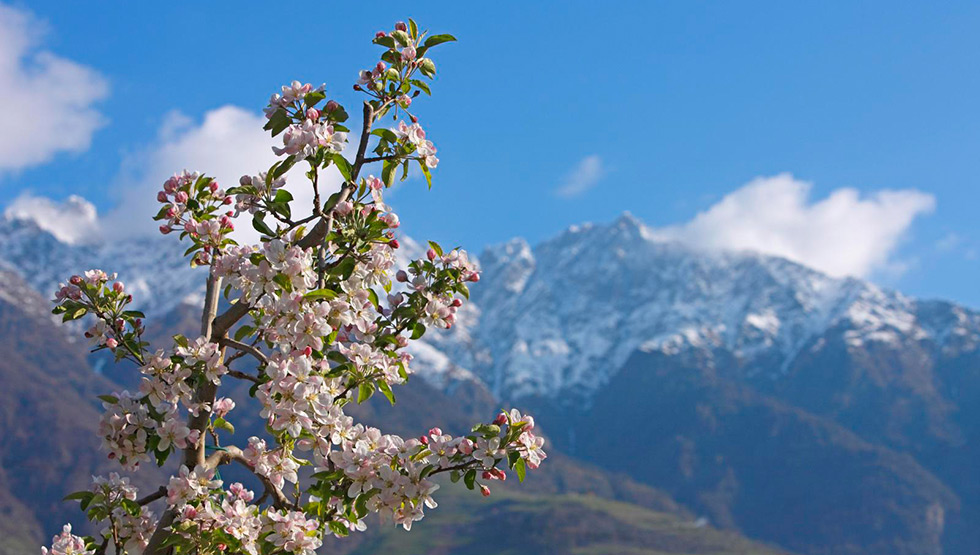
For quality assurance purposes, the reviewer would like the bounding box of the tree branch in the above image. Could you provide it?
[205,445,290,510]
[219,337,268,365]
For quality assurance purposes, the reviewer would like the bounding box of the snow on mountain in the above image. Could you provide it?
[1,209,978,405]
[452,213,980,403]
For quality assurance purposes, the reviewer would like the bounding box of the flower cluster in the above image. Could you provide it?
[53,270,146,360]
[42,525,93,555]
[154,170,235,265]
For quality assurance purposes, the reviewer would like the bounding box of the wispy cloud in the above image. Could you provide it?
[650,173,936,278]
[0,3,108,171]
[554,155,603,198]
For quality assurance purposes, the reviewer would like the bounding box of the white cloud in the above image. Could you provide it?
[652,173,936,278]
[4,193,101,244]
[0,3,108,171]
[554,155,603,198]
[107,106,340,243]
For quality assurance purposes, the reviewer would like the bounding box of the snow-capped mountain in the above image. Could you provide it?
[428,212,980,405]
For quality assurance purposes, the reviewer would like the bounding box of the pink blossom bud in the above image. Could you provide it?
[175,191,189,203]
[334,201,353,217]
[410,115,419,123]
[397,95,412,108]
[482,471,493,480]
[429,427,442,436]
[395,21,407,31]
[396,270,408,282]
[390,239,400,249]
[452,298,462,308]
[419,435,429,445]
[223,197,233,205]
[69,275,83,285]
[157,191,168,203]
[493,412,507,426]
[240,175,251,186]
[159,225,172,234]
[208,181,217,193]
[106,338,118,350]
[306,108,320,120]
[396,335,408,348]
[325,100,339,112]
[427,248,437,261]
[375,31,387,39]
[468,273,481,283]
[376,61,387,73]
[113,282,125,293]
[303,346,313,357]
[459,438,474,455]
[480,484,491,497]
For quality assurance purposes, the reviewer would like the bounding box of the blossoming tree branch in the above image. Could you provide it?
[44,20,545,555]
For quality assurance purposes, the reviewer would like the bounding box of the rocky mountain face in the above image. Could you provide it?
[1,209,979,554]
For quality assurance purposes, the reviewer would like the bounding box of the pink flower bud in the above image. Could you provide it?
[390,239,400,249]
[325,100,339,112]
[468,273,481,283]
[113,282,125,293]
[419,435,429,445]
[175,191,189,203]
[410,115,419,123]
[376,61,387,74]
[396,335,408,348]
[240,175,251,186]
[306,108,320,120]
[223,197,233,205]
[395,21,407,31]
[106,338,118,350]
[157,191,168,203]
[480,484,491,497]
[429,427,442,436]
[493,412,507,426]
[459,438,474,455]
[375,31,387,39]
[397,95,412,108]
[396,270,408,282]
[452,298,462,308]
[427,248,436,261]
[303,346,313,357]
[482,471,493,480]
[69,275,83,285]
[159,225,172,234]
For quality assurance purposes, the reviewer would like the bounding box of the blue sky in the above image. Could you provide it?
[4,1,980,305]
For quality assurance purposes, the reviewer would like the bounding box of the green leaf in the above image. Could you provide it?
[63,491,94,502]
[357,381,375,404]
[419,158,433,189]
[371,128,399,142]
[366,289,380,309]
[273,189,293,203]
[234,325,255,342]
[515,457,527,482]
[304,289,338,301]
[97,394,119,404]
[213,417,235,435]
[332,154,352,182]
[122,498,141,516]
[464,469,476,490]
[427,241,444,257]
[411,322,426,340]
[252,214,275,237]
[377,380,396,405]
[263,109,291,136]
[410,79,431,96]
[424,34,457,48]
[408,18,419,39]
[381,160,397,186]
